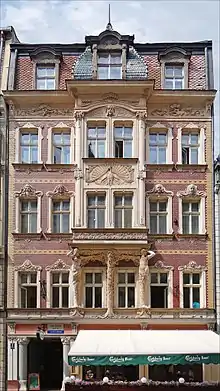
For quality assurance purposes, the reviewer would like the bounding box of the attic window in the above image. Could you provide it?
[97,52,122,79]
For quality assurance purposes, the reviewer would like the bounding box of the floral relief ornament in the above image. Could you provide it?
[46,184,74,198]
[85,164,134,185]
[177,184,206,198]
[146,184,173,196]
[14,104,74,117]
[15,184,43,198]
[14,259,42,272]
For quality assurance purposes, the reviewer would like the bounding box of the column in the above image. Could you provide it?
[8,338,18,380]
[61,337,71,390]
[18,337,29,391]
[103,252,115,318]
[74,112,84,227]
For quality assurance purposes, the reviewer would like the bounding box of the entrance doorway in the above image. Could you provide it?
[28,338,63,390]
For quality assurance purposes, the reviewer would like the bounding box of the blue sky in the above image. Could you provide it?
[1,0,219,155]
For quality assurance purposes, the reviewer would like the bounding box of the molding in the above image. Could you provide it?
[15,184,43,198]
[177,184,206,198]
[85,164,134,185]
[146,184,174,197]
[14,259,42,272]
[45,259,70,271]
[153,260,174,270]
[46,184,74,198]
[178,261,207,271]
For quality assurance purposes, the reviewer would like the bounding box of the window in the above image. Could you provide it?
[114,126,133,158]
[149,200,167,234]
[19,272,37,308]
[114,194,133,228]
[20,132,38,164]
[182,133,199,164]
[97,53,122,79]
[84,272,103,308]
[87,125,106,158]
[183,273,201,308]
[164,65,184,89]
[51,272,69,308]
[149,132,167,164]
[87,194,105,228]
[117,272,135,308]
[20,200,37,233]
[53,131,70,164]
[36,65,56,90]
[52,200,70,233]
[182,201,200,234]
[150,272,168,308]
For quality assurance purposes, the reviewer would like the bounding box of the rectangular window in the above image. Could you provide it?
[51,272,69,308]
[84,272,103,308]
[114,194,133,228]
[87,194,105,228]
[52,200,70,233]
[183,273,201,308]
[19,272,37,308]
[117,272,135,308]
[164,64,184,89]
[53,131,71,164]
[150,272,168,308]
[114,126,133,158]
[182,201,200,234]
[87,125,106,158]
[182,133,199,164]
[149,132,167,164]
[36,65,56,90]
[149,201,167,234]
[20,200,37,233]
[97,53,122,80]
[20,132,38,164]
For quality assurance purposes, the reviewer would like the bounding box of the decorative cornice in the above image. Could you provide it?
[150,104,209,118]
[14,259,42,272]
[46,184,74,198]
[146,184,173,196]
[45,259,70,271]
[15,184,43,198]
[153,260,174,270]
[177,184,206,198]
[14,105,74,117]
[178,261,207,271]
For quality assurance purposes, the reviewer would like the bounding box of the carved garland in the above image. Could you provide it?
[46,184,74,198]
[178,261,207,271]
[146,184,174,197]
[14,259,42,272]
[15,184,43,199]
[153,260,174,270]
[45,259,70,271]
[177,184,206,198]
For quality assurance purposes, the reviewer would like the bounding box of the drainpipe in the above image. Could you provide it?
[0,30,4,82]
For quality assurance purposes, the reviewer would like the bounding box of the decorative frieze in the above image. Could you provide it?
[13,105,74,117]
[14,259,42,272]
[146,184,174,196]
[15,184,43,199]
[178,261,207,271]
[71,230,148,241]
[85,164,134,185]
[150,104,210,118]
[46,184,74,198]
[45,259,70,271]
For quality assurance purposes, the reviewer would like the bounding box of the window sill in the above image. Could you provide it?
[176,164,207,172]
[12,232,43,241]
[83,157,138,163]
[12,163,43,172]
[145,164,174,172]
[45,163,76,172]
[12,232,72,241]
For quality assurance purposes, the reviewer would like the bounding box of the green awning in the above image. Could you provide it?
[68,330,220,366]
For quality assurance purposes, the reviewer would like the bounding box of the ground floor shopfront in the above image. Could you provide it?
[7,319,220,390]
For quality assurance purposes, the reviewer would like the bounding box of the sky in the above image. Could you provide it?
[1,0,220,155]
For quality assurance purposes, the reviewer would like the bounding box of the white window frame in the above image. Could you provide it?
[51,271,69,308]
[20,199,38,234]
[45,259,70,308]
[113,192,133,228]
[178,262,206,309]
[46,185,74,233]
[146,123,173,165]
[14,260,41,308]
[47,123,75,164]
[177,124,206,165]
[148,199,168,234]
[83,268,106,308]
[149,264,174,308]
[15,123,43,164]
[51,199,71,234]
[115,268,138,308]
[164,64,184,89]
[97,52,122,80]
[182,200,201,234]
[19,272,38,308]
[36,64,56,90]
[160,53,189,89]
[15,184,43,234]
[86,193,106,229]
[87,122,106,158]
[113,123,133,158]
[146,185,174,235]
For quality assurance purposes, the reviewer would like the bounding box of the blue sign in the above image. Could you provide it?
[47,329,64,334]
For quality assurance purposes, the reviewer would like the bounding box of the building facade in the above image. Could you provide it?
[3,21,218,390]
[0,26,19,390]
[214,155,220,334]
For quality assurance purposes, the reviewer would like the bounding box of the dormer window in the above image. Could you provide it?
[36,65,56,90]
[97,52,122,79]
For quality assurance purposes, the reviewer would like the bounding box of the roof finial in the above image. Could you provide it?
[106,3,113,31]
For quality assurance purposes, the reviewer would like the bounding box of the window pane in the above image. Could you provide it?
[54,147,61,163]
[63,133,71,144]
[30,214,37,233]
[183,287,190,308]
[97,67,108,79]
[53,201,61,211]
[114,127,123,138]
[21,215,28,233]
[151,273,158,283]
[182,134,189,145]
[124,141,132,158]
[52,287,59,307]
[165,66,174,77]
[175,80,183,89]
[85,287,93,307]
[124,209,132,228]
[63,201,70,211]
[182,203,189,212]
[88,141,96,158]
[192,202,199,212]
[95,287,102,307]
[183,273,190,284]
[52,273,59,284]
[118,273,125,284]
[165,80,173,89]
[124,127,133,139]
[149,147,157,163]
[158,133,167,144]
[30,134,38,144]
[183,215,189,234]
[150,215,157,233]
[88,196,95,206]
[160,273,167,284]
[97,127,106,138]
[52,214,60,233]
[149,134,157,144]
[174,66,183,77]
[110,54,121,64]
[98,55,109,64]
[114,209,122,228]
[193,273,200,284]
[63,147,70,164]
[27,287,37,308]
[62,214,69,233]
[193,288,200,307]
[127,273,135,284]
[158,147,166,164]
[118,287,125,307]
[62,287,69,307]
[159,215,166,234]
[110,66,121,79]
[150,202,157,212]
[191,216,199,234]
[30,147,38,163]
[115,196,122,206]
[30,273,36,283]
[21,147,30,163]
[95,273,102,284]
[21,288,26,308]
[37,67,47,77]
[128,287,135,307]
[36,79,46,89]
[88,210,95,228]
[191,149,198,164]
[97,141,105,158]
[97,196,105,205]
[124,195,132,205]
[20,274,27,284]
[97,209,105,228]
[62,273,69,283]
[159,202,167,212]
[85,273,93,284]
[87,128,96,138]
[46,79,55,90]
[191,134,199,144]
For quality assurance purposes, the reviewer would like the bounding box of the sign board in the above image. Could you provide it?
[28,373,40,390]
[47,324,64,334]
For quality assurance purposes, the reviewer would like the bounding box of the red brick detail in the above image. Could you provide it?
[59,55,77,89]
[148,324,208,330]
[189,55,206,90]
[78,324,141,330]
[144,55,161,88]
[15,57,33,90]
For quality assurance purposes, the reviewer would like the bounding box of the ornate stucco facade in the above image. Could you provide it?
[3,22,219,390]
[214,156,220,333]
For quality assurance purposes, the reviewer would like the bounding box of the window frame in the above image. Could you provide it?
[146,185,173,235]
[45,259,70,308]
[164,64,184,90]
[52,199,71,234]
[47,123,75,164]
[115,268,137,308]
[114,192,133,228]
[51,271,69,308]
[83,268,106,309]
[114,124,133,158]
[177,124,206,165]
[19,271,38,309]
[46,185,74,233]
[160,52,189,89]
[15,124,43,165]
[15,184,43,234]
[87,123,106,158]
[149,199,168,234]
[182,200,200,234]
[20,199,38,234]
[149,265,173,309]
[97,52,122,80]
[145,124,173,165]
[86,193,106,229]
[36,64,56,90]
[14,260,41,308]
[178,262,206,309]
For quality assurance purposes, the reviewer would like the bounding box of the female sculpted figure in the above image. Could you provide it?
[139,249,155,308]
[67,248,81,308]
